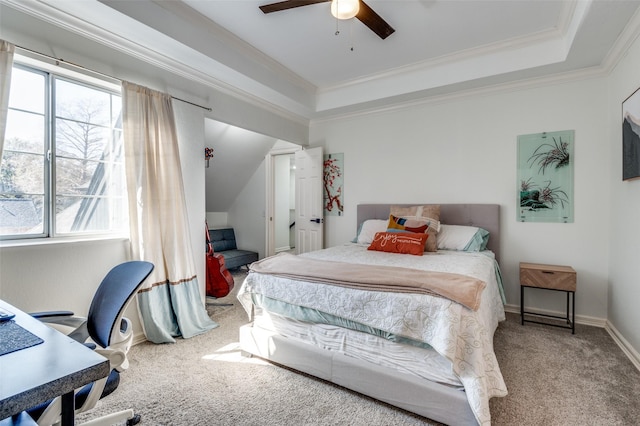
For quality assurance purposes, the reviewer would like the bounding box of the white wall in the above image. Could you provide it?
[607,34,640,355]
[0,239,130,316]
[311,76,611,322]
[206,212,229,228]
[227,161,268,260]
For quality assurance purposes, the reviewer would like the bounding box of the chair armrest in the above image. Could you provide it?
[30,311,90,343]
[30,310,75,319]
[30,311,85,328]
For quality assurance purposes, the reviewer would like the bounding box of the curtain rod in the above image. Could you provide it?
[15,45,213,112]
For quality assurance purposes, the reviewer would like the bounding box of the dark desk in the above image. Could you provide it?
[0,299,109,425]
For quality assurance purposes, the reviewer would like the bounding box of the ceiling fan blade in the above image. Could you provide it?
[259,0,330,14]
[356,1,395,40]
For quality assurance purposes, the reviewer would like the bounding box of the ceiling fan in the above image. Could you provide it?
[259,0,395,40]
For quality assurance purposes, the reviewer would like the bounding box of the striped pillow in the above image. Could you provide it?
[389,205,441,252]
[387,213,438,252]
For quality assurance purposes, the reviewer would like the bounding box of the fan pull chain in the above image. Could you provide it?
[350,19,354,51]
[335,0,340,35]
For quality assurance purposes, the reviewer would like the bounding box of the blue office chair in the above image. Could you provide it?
[26,261,154,426]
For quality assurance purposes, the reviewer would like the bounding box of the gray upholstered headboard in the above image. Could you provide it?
[356,204,501,262]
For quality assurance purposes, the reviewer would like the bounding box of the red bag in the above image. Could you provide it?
[206,223,234,298]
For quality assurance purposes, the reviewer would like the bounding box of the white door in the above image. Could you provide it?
[295,147,323,254]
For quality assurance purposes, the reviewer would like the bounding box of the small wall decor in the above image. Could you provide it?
[323,153,344,216]
[622,87,640,180]
[204,147,214,168]
[517,130,574,223]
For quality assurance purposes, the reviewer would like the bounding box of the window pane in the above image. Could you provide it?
[4,110,45,154]
[56,195,126,234]
[0,151,45,195]
[9,67,45,113]
[56,157,100,196]
[56,118,109,160]
[56,79,111,125]
[112,95,122,128]
[0,195,44,236]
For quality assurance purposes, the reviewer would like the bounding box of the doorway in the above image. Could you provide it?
[274,153,295,253]
[266,144,301,257]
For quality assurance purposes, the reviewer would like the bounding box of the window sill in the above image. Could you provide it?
[0,235,130,249]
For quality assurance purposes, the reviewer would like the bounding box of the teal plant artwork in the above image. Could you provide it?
[517,130,574,223]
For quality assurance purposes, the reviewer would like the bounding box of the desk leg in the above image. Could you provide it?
[572,291,576,335]
[520,286,524,325]
[61,391,74,426]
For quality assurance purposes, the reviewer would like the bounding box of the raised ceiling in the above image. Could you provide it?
[6,0,640,121]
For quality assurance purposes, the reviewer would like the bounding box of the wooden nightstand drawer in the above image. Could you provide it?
[520,262,576,292]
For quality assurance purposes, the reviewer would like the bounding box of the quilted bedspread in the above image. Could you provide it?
[237,244,507,425]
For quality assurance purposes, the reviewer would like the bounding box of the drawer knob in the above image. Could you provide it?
[542,271,555,274]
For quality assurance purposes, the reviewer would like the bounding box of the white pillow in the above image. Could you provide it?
[356,219,388,244]
[437,224,490,252]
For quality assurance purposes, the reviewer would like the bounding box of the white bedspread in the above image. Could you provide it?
[238,244,507,425]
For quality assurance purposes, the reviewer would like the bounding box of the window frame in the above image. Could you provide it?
[0,55,128,242]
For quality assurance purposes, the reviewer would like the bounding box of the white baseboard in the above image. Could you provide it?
[504,303,606,327]
[504,304,639,372]
[605,321,640,372]
[132,332,147,346]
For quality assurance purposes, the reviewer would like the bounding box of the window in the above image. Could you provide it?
[0,62,127,240]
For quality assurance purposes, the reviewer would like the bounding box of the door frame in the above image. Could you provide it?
[265,146,301,257]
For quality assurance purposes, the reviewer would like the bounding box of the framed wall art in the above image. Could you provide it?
[517,130,574,223]
[622,87,640,181]
[323,153,344,216]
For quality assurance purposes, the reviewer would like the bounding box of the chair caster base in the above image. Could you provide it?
[127,414,141,425]
[127,414,142,426]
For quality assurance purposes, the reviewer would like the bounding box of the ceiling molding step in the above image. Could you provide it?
[310,65,607,125]
[321,27,563,93]
[315,36,571,112]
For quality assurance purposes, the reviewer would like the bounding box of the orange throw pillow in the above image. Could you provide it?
[367,232,429,256]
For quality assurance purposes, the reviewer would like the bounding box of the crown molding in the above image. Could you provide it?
[600,5,640,75]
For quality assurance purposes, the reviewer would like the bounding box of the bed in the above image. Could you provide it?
[237,204,507,426]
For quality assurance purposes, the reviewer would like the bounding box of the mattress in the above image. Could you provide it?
[238,243,507,425]
[252,311,464,388]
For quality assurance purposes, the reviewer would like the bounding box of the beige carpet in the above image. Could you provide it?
[77,270,640,425]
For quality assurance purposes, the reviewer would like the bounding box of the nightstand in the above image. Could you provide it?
[520,262,576,334]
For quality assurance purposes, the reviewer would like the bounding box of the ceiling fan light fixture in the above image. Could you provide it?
[330,0,359,20]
